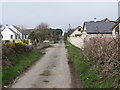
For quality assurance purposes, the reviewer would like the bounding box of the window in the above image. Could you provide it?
[75,34,81,37]
[15,35,17,39]
[78,29,81,31]
[11,35,13,39]
[25,35,27,39]
[5,40,10,43]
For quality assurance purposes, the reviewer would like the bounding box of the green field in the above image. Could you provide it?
[65,40,117,88]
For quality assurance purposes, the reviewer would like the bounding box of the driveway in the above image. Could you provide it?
[10,40,71,88]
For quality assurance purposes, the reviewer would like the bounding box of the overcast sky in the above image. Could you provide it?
[0,1,119,32]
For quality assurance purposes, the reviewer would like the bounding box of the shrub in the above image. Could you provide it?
[83,36,120,82]
[22,39,29,44]
[2,42,31,59]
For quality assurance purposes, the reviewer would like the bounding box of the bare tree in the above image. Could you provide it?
[35,23,49,30]
[16,25,26,31]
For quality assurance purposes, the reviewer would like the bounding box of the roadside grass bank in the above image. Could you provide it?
[65,40,117,88]
[2,51,44,86]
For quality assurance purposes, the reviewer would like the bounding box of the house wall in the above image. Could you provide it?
[9,26,22,40]
[67,34,116,49]
[1,27,15,41]
[70,27,82,37]
[1,26,22,42]
[67,27,85,48]
[112,23,120,35]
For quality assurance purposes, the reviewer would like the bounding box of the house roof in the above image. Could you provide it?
[13,25,21,32]
[83,21,115,34]
[111,17,120,30]
[21,29,34,35]
[74,26,82,30]
[67,29,75,36]
[115,17,120,22]
[101,18,110,22]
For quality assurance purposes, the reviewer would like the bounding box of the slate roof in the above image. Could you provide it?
[83,21,115,34]
[67,29,75,36]
[21,29,34,35]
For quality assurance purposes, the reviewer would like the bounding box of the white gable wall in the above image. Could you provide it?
[112,23,120,35]
[70,26,82,37]
[1,26,22,42]
[9,26,22,39]
[2,27,15,41]
[68,26,85,48]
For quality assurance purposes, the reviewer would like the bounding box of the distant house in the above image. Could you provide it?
[111,17,120,35]
[83,18,115,35]
[67,18,117,49]
[68,26,83,37]
[67,26,84,48]
[1,25,34,44]
[21,29,34,40]
[1,25,22,42]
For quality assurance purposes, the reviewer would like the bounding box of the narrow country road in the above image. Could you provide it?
[10,39,71,88]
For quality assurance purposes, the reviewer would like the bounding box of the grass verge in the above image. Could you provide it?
[2,52,44,86]
[65,40,117,88]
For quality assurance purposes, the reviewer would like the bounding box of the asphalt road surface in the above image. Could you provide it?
[10,40,71,88]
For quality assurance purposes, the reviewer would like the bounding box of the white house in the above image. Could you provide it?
[69,26,83,37]
[1,25,22,42]
[67,26,85,48]
[67,18,118,49]
[111,17,120,35]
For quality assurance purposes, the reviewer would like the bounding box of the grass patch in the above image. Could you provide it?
[40,70,51,76]
[2,52,44,86]
[65,40,117,88]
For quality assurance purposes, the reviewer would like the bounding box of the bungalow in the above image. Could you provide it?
[69,26,83,37]
[67,18,117,49]
[1,25,22,42]
[83,18,115,35]
[67,26,84,48]
[21,29,34,40]
[1,25,34,44]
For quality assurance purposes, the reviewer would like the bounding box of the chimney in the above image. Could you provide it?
[4,24,9,29]
[6,24,8,26]
[94,18,97,22]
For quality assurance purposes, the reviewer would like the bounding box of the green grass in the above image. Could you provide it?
[65,40,117,88]
[2,52,44,86]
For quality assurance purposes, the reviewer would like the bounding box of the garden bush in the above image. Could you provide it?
[2,42,31,60]
[83,36,120,84]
